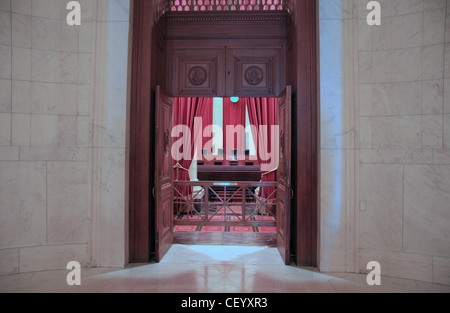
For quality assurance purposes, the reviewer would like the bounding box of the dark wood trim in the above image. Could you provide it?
[166,11,288,41]
[174,231,277,247]
[166,11,288,22]
[288,0,319,267]
[128,0,154,263]
[129,1,168,263]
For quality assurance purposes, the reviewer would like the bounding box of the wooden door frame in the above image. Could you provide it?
[287,0,319,267]
[128,0,154,263]
[128,0,319,266]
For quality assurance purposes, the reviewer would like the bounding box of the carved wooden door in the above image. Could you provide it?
[276,86,292,265]
[155,86,174,262]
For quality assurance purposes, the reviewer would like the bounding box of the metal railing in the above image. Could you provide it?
[168,0,287,12]
[174,181,277,227]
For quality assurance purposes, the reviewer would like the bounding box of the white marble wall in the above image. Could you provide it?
[1,0,448,287]
[0,0,131,275]
[88,0,131,269]
[320,0,450,285]
[319,0,359,274]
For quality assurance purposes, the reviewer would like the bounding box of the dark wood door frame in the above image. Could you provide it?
[128,0,318,267]
[128,0,154,263]
[287,0,319,267]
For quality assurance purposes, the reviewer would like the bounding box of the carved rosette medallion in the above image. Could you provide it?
[188,66,208,86]
[244,66,264,86]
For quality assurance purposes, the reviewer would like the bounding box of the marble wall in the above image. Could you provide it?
[1,0,448,287]
[0,0,131,274]
[320,0,450,285]
[319,0,359,274]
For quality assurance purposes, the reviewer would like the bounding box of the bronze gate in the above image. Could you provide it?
[173,181,277,228]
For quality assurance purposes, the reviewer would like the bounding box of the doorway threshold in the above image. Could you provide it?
[174,231,276,247]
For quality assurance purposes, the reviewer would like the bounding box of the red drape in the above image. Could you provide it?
[201,101,213,149]
[245,97,278,198]
[173,97,213,193]
[223,98,246,157]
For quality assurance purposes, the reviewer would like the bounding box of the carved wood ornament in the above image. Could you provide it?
[244,66,264,86]
[167,10,286,97]
[188,66,208,86]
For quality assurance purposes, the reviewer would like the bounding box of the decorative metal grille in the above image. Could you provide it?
[174,181,277,227]
[168,0,287,12]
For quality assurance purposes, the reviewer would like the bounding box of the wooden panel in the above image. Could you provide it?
[155,86,174,262]
[156,184,173,261]
[276,86,292,265]
[174,232,277,247]
[227,47,283,97]
[197,165,262,181]
[166,11,287,98]
[277,184,289,261]
[170,48,226,97]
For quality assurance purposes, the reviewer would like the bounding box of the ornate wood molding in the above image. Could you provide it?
[168,0,288,12]
[165,11,288,23]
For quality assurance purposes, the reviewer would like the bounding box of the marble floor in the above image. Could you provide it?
[0,244,449,293]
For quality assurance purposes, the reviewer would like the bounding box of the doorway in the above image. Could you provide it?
[128,0,318,268]
[154,87,292,263]
[172,96,278,247]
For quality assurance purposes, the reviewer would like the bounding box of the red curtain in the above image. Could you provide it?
[245,97,278,198]
[223,98,246,156]
[173,97,213,192]
[173,97,277,199]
